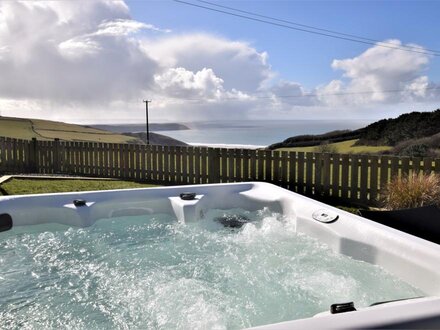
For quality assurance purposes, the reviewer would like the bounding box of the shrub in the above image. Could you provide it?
[382,172,440,210]
[391,132,440,157]
[398,143,430,157]
[314,141,338,154]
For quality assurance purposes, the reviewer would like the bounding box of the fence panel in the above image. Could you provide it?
[1,136,440,206]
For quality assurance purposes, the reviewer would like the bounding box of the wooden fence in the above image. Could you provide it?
[1,137,439,206]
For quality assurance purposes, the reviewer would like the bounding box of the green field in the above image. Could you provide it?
[0,116,138,143]
[0,178,158,195]
[276,139,392,154]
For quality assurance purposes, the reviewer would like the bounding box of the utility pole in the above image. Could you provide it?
[143,100,152,144]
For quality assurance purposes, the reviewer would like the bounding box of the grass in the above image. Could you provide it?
[0,116,138,143]
[276,139,392,154]
[0,178,158,195]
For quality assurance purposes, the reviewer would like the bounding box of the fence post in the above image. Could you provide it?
[208,148,221,183]
[53,138,61,174]
[28,138,38,173]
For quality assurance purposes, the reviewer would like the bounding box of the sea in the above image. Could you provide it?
[98,120,371,148]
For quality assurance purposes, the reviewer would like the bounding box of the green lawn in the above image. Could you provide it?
[276,139,392,154]
[0,178,158,195]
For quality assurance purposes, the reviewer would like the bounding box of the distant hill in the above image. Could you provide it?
[269,109,440,150]
[269,130,361,149]
[0,116,187,146]
[91,123,190,133]
[355,109,440,146]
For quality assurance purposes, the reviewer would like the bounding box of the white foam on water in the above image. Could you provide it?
[0,209,423,329]
[188,143,266,149]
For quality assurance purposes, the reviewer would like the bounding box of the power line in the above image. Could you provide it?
[196,0,440,55]
[174,0,440,57]
[155,86,440,102]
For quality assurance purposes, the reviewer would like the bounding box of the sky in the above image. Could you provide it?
[0,0,439,124]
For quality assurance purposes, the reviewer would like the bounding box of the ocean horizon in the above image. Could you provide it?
[93,119,371,147]
[134,119,370,147]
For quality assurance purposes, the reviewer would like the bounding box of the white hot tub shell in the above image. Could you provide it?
[0,181,439,329]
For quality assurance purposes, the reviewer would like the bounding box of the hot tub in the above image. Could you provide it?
[1,182,439,329]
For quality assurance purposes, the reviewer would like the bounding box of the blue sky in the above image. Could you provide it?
[0,0,438,123]
[128,0,440,88]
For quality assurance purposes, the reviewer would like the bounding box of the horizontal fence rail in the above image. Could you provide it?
[1,137,439,206]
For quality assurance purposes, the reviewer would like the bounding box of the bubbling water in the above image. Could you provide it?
[0,208,422,329]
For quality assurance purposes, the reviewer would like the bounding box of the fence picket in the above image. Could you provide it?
[289,152,297,191]
[175,147,181,184]
[331,154,340,198]
[322,153,331,197]
[350,155,359,201]
[370,155,379,204]
[193,147,200,184]
[186,147,193,184]
[305,153,313,195]
[272,151,281,185]
[220,148,228,182]
[168,146,175,184]
[250,149,257,180]
[281,151,289,189]
[360,155,369,204]
[413,157,421,174]
[201,148,209,184]
[297,152,305,194]
[379,155,389,196]
[230,149,237,182]
[264,150,272,183]
[423,157,433,174]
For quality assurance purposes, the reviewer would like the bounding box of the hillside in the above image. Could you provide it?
[0,116,187,146]
[355,109,440,146]
[270,109,440,153]
[269,129,362,149]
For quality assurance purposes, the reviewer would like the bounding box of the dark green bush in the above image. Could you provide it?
[314,141,338,153]
[398,144,430,157]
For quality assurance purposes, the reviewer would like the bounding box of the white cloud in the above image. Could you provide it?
[95,19,171,36]
[144,34,272,92]
[318,39,435,106]
[403,76,430,98]
[0,0,273,122]
[58,38,102,59]
[266,80,317,108]
[154,67,225,99]
[0,2,437,124]
[0,0,159,104]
